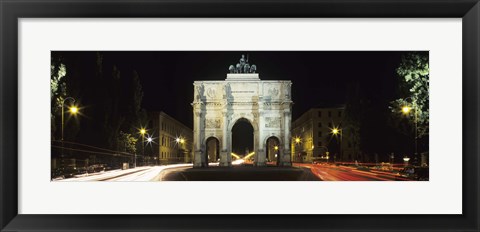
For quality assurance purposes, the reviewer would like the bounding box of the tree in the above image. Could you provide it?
[50,55,67,139]
[118,131,138,154]
[390,52,429,139]
[389,52,429,158]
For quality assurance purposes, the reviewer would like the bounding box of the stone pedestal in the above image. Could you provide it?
[279,149,292,166]
[193,151,206,167]
[255,149,266,166]
[219,150,231,167]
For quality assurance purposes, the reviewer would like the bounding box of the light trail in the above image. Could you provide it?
[293,163,413,181]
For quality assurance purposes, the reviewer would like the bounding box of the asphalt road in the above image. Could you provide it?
[294,163,412,181]
[155,164,321,181]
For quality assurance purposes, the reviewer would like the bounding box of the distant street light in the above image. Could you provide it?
[402,106,411,114]
[61,97,78,141]
[60,97,78,170]
[332,128,339,135]
[403,156,410,167]
[330,126,342,161]
[292,136,301,163]
[139,127,147,166]
[295,137,301,144]
[175,136,186,163]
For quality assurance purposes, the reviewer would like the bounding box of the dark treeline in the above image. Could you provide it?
[51,52,147,156]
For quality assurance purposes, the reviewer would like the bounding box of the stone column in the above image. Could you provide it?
[193,110,204,167]
[281,110,292,166]
[255,96,266,166]
[220,111,230,166]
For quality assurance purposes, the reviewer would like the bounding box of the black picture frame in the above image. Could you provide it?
[1,0,479,231]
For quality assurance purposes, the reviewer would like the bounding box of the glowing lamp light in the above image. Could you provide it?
[147,137,153,143]
[332,128,339,135]
[180,138,185,144]
[139,128,146,135]
[403,157,410,162]
[175,138,180,143]
[295,137,301,144]
[274,146,279,150]
[69,106,78,114]
[402,106,411,114]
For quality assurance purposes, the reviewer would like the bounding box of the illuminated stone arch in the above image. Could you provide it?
[192,71,293,167]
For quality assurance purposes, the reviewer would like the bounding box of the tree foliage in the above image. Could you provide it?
[389,52,429,138]
[50,55,67,138]
[118,131,138,154]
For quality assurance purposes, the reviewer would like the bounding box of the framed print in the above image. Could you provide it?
[1,0,479,231]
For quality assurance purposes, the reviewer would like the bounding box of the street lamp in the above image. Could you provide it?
[139,127,147,166]
[175,136,186,163]
[295,137,301,144]
[60,97,78,169]
[61,97,78,141]
[292,136,301,163]
[401,97,418,165]
[330,126,342,161]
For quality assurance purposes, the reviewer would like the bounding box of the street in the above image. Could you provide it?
[54,161,413,181]
[294,163,412,181]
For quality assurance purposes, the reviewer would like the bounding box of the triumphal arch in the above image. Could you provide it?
[192,55,293,167]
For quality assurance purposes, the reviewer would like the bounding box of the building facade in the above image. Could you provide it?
[150,111,193,164]
[291,105,354,163]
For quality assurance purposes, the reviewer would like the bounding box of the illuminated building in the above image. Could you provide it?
[291,104,354,163]
[149,111,193,164]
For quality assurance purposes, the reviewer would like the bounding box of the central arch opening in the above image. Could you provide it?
[266,136,281,165]
[231,118,254,161]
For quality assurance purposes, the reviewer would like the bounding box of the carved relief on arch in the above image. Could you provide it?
[265,117,281,128]
[268,87,279,97]
[206,87,216,99]
[206,118,221,128]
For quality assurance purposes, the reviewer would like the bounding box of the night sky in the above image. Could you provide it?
[55,51,419,156]
[97,51,407,129]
